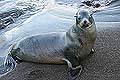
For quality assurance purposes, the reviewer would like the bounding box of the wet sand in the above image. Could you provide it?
[0,22,120,80]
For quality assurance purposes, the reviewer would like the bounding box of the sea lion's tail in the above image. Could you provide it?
[0,55,16,77]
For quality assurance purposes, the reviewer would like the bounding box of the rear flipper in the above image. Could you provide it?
[63,59,82,80]
[0,55,16,76]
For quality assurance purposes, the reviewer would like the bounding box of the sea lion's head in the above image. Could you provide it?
[75,9,94,29]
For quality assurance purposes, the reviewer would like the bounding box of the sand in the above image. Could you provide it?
[0,22,120,80]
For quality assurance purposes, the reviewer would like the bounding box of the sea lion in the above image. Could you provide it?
[3,9,96,80]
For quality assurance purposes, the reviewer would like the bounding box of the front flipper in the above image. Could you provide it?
[63,59,82,80]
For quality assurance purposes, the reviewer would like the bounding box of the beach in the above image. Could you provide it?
[0,22,120,80]
[0,0,120,80]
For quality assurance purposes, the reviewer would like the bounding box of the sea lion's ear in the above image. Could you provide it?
[90,13,93,16]
[89,11,94,16]
[74,12,78,17]
[74,10,80,18]
[74,15,77,17]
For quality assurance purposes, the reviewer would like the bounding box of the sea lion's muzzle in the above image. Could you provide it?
[80,18,90,28]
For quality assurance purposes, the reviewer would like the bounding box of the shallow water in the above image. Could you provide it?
[0,0,120,76]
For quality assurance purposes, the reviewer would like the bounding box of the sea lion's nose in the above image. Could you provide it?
[84,20,87,24]
[83,18,89,24]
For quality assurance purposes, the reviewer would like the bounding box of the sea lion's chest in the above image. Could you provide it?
[82,28,96,55]
[74,28,96,59]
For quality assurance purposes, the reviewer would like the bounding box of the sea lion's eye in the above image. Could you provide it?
[77,16,82,20]
[78,17,81,20]
[89,17,91,20]
[77,18,81,22]
[89,16,93,23]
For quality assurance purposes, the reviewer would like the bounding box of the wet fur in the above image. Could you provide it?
[7,9,96,67]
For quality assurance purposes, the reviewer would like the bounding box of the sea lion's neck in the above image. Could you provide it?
[66,24,96,46]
